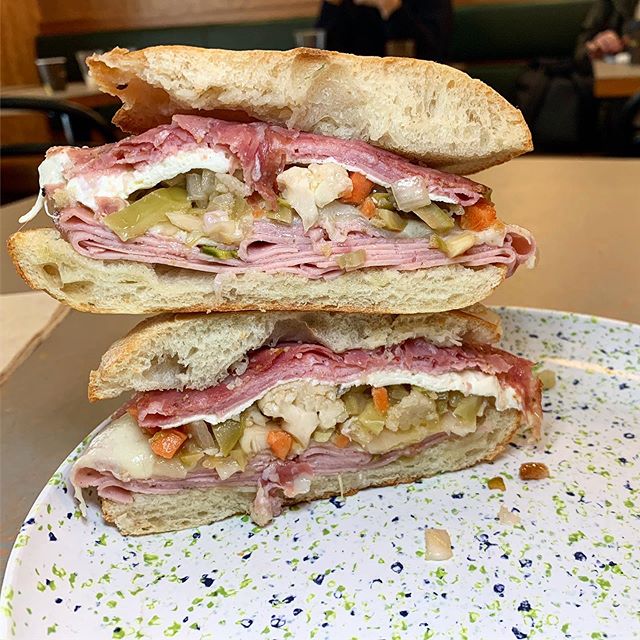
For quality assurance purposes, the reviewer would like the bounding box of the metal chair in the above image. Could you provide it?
[0,96,117,157]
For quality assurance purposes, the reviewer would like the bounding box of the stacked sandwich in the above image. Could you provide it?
[9,46,542,535]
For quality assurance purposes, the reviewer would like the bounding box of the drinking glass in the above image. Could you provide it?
[35,57,68,94]
[294,29,327,49]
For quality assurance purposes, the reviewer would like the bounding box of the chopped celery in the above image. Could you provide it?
[208,193,235,214]
[391,176,431,211]
[312,428,334,443]
[267,202,293,224]
[162,174,186,188]
[229,449,248,471]
[212,420,243,456]
[453,395,483,425]
[413,203,455,231]
[336,249,367,271]
[388,385,410,401]
[357,400,386,435]
[370,192,396,210]
[104,187,191,241]
[233,196,252,218]
[166,211,203,232]
[373,208,407,232]
[178,450,205,469]
[342,387,369,416]
[431,232,475,258]
[200,245,238,260]
[202,455,242,480]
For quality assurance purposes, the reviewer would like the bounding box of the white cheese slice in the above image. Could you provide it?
[158,370,522,429]
[72,413,187,482]
[19,147,233,222]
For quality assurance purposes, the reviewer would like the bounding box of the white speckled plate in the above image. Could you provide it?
[2,308,639,640]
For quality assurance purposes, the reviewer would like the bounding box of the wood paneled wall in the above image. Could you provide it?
[37,0,530,36]
[38,0,321,35]
[1,0,41,86]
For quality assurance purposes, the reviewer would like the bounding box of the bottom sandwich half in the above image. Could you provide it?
[71,308,542,535]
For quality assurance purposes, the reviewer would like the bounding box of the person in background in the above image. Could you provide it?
[316,0,453,61]
[575,0,639,73]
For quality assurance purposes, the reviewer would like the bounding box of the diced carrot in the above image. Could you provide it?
[333,433,351,448]
[372,387,390,414]
[267,429,293,460]
[359,197,377,218]
[340,172,375,205]
[149,428,187,459]
[126,405,139,421]
[252,207,264,218]
[460,199,498,231]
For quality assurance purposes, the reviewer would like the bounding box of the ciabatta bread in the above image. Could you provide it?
[88,46,532,174]
[88,304,502,400]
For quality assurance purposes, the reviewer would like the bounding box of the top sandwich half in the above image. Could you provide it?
[9,46,536,315]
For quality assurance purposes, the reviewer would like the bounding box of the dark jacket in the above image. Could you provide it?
[316,0,453,62]
[574,0,639,72]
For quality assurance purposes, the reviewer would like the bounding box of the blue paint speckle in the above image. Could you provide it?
[200,575,214,588]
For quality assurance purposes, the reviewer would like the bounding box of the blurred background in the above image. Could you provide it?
[0,0,639,205]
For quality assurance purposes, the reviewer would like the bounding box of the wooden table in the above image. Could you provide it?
[1,156,639,578]
[593,60,640,98]
[0,81,119,110]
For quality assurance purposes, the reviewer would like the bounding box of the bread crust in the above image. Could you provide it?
[88,46,532,174]
[100,408,521,535]
[87,303,502,400]
[8,228,507,317]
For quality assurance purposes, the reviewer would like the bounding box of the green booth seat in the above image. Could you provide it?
[36,1,591,105]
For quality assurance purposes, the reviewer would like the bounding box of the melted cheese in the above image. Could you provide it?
[19,147,233,223]
[73,413,188,481]
[159,370,522,429]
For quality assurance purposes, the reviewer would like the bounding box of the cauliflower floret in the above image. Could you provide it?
[276,163,351,230]
[257,381,348,448]
[239,424,272,456]
[276,167,317,229]
[308,163,352,207]
[385,389,439,432]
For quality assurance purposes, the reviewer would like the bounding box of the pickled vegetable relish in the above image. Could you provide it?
[136,383,498,479]
[99,164,507,266]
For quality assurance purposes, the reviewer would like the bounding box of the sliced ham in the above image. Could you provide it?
[58,115,488,206]
[42,115,537,278]
[56,206,536,279]
[132,339,541,429]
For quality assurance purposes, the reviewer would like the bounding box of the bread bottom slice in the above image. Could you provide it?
[9,228,506,314]
[101,408,519,535]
